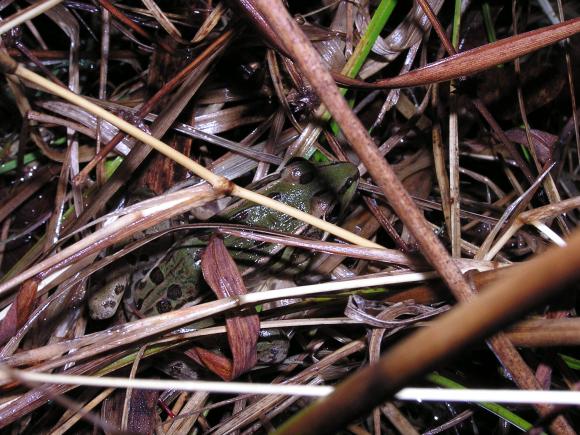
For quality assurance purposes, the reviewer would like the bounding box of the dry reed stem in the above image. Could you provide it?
[276,228,580,434]
[252,0,474,307]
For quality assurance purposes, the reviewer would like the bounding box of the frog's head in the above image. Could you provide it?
[280,159,359,216]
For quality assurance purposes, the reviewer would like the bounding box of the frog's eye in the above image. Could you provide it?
[282,162,315,184]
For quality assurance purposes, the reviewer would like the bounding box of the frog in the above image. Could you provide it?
[89,159,359,321]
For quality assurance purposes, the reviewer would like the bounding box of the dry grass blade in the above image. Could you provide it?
[141,0,183,42]
[0,53,382,251]
[217,226,421,267]
[483,196,580,261]
[0,184,219,297]
[449,89,461,257]
[50,388,115,435]
[1,2,579,432]
[0,0,64,36]
[431,123,452,241]
[191,2,226,43]
[476,163,555,260]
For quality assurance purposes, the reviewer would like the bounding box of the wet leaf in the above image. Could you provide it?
[0,279,38,347]
[505,128,558,165]
[184,346,233,381]
[127,389,160,434]
[194,235,260,380]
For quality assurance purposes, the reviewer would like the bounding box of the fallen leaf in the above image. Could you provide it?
[0,279,38,347]
[188,235,259,380]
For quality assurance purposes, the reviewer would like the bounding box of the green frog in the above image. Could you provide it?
[89,159,359,325]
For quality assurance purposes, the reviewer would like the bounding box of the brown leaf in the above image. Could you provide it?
[184,346,233,381]
[0,279,38,347]
[102,388,159,435]
[190,235,259,380]
[505,128,558,165]
[127,389,160,434]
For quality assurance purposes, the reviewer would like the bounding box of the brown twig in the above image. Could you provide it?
[415,0,455,56]
[253,2,575,434]
[507,318,580,347]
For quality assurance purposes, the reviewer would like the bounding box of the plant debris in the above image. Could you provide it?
[0,1,579,433]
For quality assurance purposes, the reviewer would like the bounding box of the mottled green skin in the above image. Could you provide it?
[91,159,359,320]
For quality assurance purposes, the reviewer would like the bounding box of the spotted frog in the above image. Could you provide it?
[89,159,359,322]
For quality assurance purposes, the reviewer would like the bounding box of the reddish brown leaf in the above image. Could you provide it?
[505,128,558,165]
[191,235,259,380]
[0,279,38,347]
[185,346,233,380]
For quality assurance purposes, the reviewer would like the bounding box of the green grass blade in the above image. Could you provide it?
[427,372,538,432]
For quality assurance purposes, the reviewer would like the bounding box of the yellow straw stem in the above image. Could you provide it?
[232,186,381,248]
[12,62,382,249]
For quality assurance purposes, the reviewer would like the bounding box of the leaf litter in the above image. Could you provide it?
[0,1,578,433]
